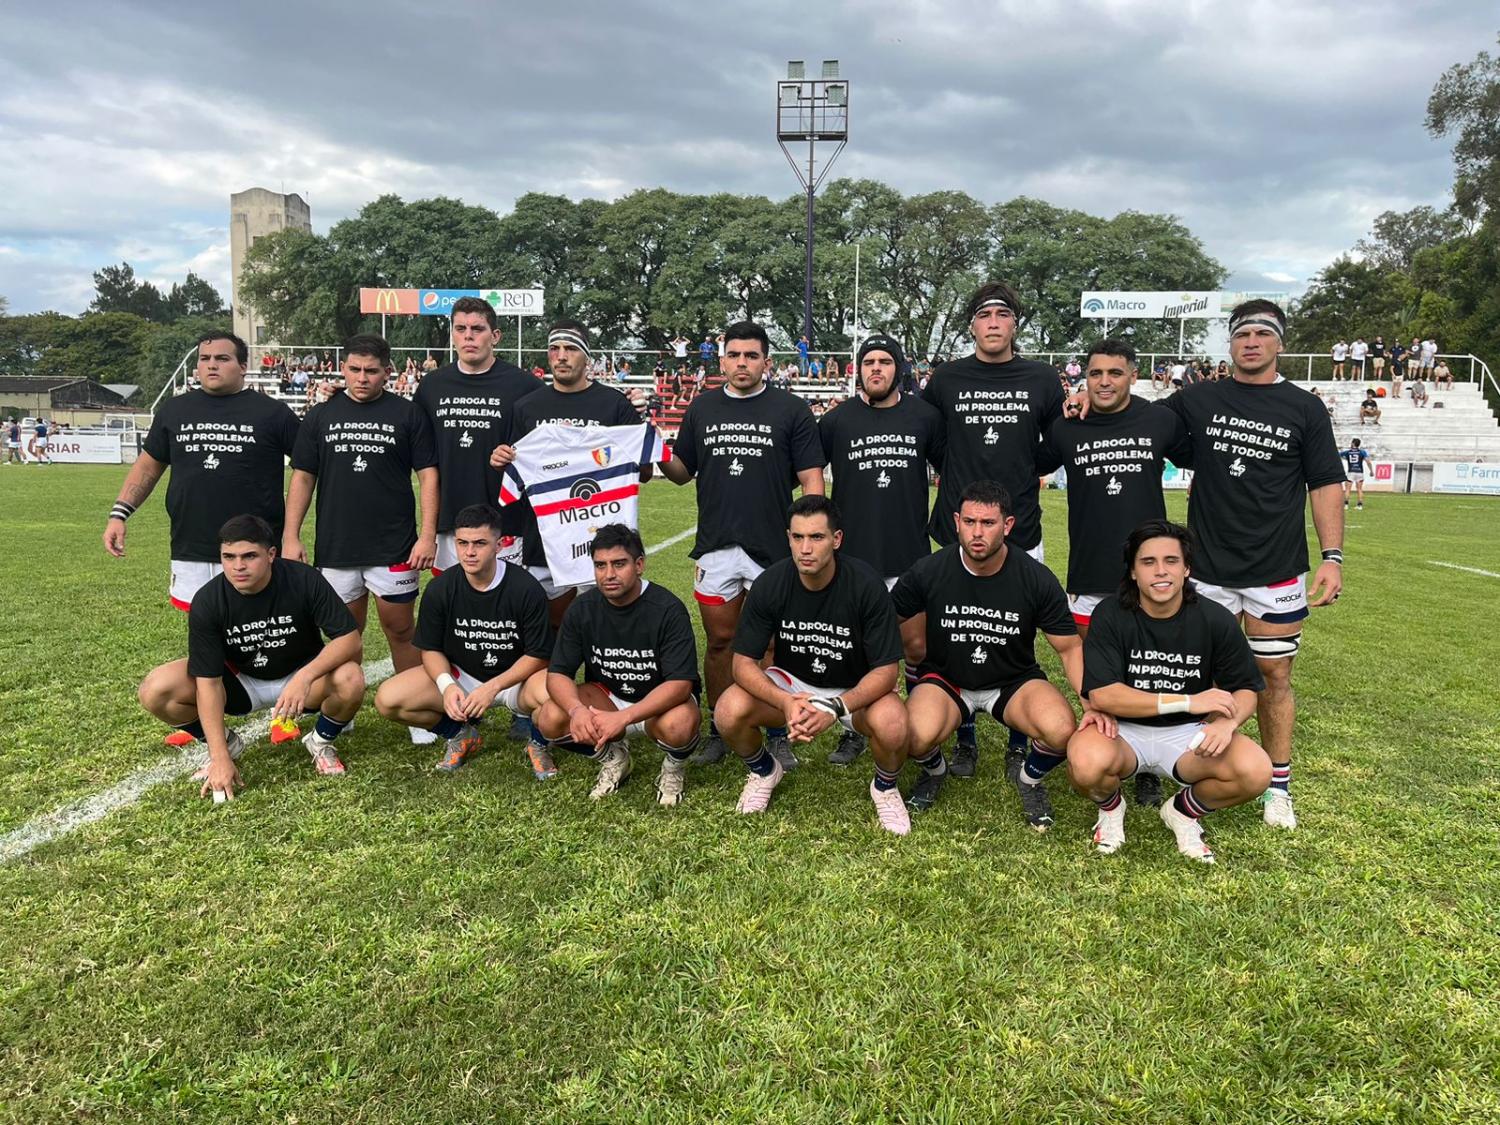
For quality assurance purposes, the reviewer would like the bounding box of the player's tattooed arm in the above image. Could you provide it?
[103,452,167,556]
[1307,483,1345,607]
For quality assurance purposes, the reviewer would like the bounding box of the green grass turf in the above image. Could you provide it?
[1,467,1498,1122]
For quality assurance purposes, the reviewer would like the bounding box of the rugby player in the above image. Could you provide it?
[660,321,825,767]
[1153,300,1344,830]
[1034,338,1191,806]
[488,320,654,777]
[414,296,540,747]
[1067,520,1269,863]
[283,334,438,744]
[714,497,910,834]
[1341,438,1372,509]
[817,332,944,766]
[373,504,552,772]
[921,282,1064,777]
[104,332,300,612]
[135,515,365,797]
[535,524,702,805]
[893,481,1110,829]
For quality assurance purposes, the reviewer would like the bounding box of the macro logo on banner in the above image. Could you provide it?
[1432,462,1500,495]
[1080,291,1288,319]
[358,288,546,317]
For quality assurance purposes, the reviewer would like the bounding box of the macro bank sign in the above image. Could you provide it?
[1080,291,1220,319]
[358,287,545,316]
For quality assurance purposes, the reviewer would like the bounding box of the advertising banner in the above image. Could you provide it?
[1161,461,1194,490]
[358,288,420,314]
[34,433,123,463]
[1431,462,1500,495]
[1080,291,1219,319]
[481,289,545,316]
[1364,461,1399,492]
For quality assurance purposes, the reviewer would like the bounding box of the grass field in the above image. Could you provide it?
[1,466,1498,1122]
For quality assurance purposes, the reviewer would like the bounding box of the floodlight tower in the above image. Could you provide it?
[777,60,849,350]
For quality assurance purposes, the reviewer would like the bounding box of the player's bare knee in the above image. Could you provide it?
[712,688,751,733]
[1065,731,1112,786]
[659,704,700,746]
[373,679,400,720]
[533,700,567,740]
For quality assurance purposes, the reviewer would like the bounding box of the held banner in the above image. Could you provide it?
[1431,462,1500,495]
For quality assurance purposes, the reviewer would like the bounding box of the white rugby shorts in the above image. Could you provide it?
[1117,719,1207,780]
[765,666,858,732]
[449,665,529,716]
[321,563,420,604]
[169,560,223,611]
[1068,592,1109,626]
[1194,575,1308,624]
[693,545,765,605]
[433,533,524,575]
[527,564,593,601]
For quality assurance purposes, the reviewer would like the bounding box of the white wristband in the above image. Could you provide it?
[1156,694,1190,715]
[435,673,457,694]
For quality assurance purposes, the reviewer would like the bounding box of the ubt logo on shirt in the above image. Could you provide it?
[876,469,891,488]
[352,455,368,472]
[971,645,987,664]
[203,453,220,470]
[458,430,474,448]
[483,650,499,667]
[983,426,999,445]
[1229,457,1247,477]
[1105,476,1122,496]
[729,458,745,476]
[252,651,269,668]
[812,657,827,675]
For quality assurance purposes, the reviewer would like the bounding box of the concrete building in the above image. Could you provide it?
[230,188,312,347]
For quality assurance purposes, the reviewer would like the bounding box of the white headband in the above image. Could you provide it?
[548,329,591,358]
[1229,314,1284,340]
[973,298,1015,319]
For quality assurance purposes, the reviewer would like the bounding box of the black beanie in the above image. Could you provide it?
[857,333,907,374]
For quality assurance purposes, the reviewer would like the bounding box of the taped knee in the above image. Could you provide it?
[1249,631,1301,660]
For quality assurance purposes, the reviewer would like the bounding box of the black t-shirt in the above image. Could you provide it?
[818,393,945,577]
[733,556,902,690]
[673,385,825,565]
[891,543,1076,690]
[1082,592,1264,727]
[143,388,301,562]
[413,562,552,683]
[1162,378,1345,587]
[506,382,643,567]
[187,559,356,681]
[1036,398,1192,594]
[921,354,1064,550]
[550,581,701,703]
[291,390,437,568]
[1372,341,1386,359]
[414,361,540,534]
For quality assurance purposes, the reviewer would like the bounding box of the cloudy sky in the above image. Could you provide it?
[0,0,1491,316]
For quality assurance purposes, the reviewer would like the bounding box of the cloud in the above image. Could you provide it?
[0,0,1488,318]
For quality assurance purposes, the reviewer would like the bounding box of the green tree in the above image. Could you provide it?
[90,263,166,322]
[162,272,227,321]
[33,312,155,384]
[1353,206,1467,271]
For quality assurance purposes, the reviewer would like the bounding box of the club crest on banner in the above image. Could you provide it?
[591,446,612,467]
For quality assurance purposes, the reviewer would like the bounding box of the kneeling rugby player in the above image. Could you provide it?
[136,514,365,799]
[535,524,702,804]
[374,504,552,772]
[1067,520,1269,864]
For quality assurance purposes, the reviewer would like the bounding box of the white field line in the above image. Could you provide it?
[1428,560,1500,579]
[0,526,698,864]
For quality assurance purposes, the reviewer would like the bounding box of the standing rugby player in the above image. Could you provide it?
[283,334,438,743]
[714,497,910,834]
[1035,338,1191,806]
[920,281,1065,776]
[1156,300,1345,829]
[104,332,300,612]
[536,524,702,805]
[818,332,944,766]
[660,321,825,766]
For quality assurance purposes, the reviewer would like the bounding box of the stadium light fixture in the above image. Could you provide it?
[776,59,850,348]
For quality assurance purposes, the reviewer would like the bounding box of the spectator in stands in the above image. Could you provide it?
[1151,361,1169,391]
[699,336,716,366]
[292,366,310,394]
[1331,339,1348,379]
[1349,337,1368,380]
[1410,374,1429,408]
[422,353,438,375]
[796,334,810,375]
[1420,337,1438,373]
[1389,340,1407,392]
[823,355,838,386]
[671,333,690,365]
[1311,387,1334,418]
[1214,360,1229,380]
[807,355,823,384]
[1359,389,1381,426]
[1433,359,1453,390]
[278,368,293,395]
[618,360,632,384]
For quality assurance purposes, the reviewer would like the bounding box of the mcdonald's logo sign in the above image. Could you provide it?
[359,288,420,314]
